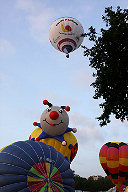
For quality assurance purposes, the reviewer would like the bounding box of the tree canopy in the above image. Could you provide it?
[82,6,128,126]
[74,174,114,192]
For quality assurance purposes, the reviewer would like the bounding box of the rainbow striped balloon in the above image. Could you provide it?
[0,140,75,192]
[99,142,128,190]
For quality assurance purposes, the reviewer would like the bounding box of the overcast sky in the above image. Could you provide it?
[0,0,128,178]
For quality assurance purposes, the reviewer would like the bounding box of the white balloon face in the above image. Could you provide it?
[40,106,69,136]
[49,17,84,54]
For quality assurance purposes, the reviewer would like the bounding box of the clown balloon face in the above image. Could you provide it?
[40,105,69,136]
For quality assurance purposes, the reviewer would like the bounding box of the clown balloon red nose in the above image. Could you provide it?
[49,111,59,120]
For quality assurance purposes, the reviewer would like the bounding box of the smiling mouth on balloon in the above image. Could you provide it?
[43,119,63,126]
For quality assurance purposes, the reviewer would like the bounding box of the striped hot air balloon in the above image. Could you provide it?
[0,140,75,192]
[99,142,128,191]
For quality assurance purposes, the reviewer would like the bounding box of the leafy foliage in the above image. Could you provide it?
[82,7,128,126]
[74,174,114,192]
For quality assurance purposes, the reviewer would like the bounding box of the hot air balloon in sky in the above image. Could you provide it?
[99,142,128,191]
[49,17,84,58]
[0,140,75,192]
[29,99,78,163]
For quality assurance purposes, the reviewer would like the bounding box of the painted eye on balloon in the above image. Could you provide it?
[59,108,63,113]
[47,107,52,112]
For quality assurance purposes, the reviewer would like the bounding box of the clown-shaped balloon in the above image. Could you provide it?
[49,17,84,57]
[31,100,77,146]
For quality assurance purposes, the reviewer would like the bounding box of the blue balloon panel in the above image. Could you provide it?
[0,140,75,192]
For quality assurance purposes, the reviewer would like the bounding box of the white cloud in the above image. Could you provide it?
[70,68,93,90]
[0,39,15,56]
[70,112,105,147]
[27,12,52,42]
[38,91,80,107]
[105,117,128,143]
[16,0,55,43]
[16,0,39,12]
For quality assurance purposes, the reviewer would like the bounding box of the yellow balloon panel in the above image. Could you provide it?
[30,127,78,163]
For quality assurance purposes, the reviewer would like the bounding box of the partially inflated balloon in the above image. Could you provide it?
[29,127,78,164]
[49,17,84,57]
[0,140,75,192]
[99,142,128,190]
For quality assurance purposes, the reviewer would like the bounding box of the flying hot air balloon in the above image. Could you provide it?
[0,140,75,192]
[29,99,78,164]
[49,17,84,58]
[99,142,128,191]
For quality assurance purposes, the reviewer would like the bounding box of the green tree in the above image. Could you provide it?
[82,6,128,126]
[98,176,114,191]
[86,176,96,192]
[74,174,115,191]
[74,174,87,191]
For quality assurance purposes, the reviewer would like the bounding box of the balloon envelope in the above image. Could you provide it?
[29,127,78,164]
[49,17,84,55]
[0,140,75,192]
[99,142,128,190]
[117,185,127,192]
